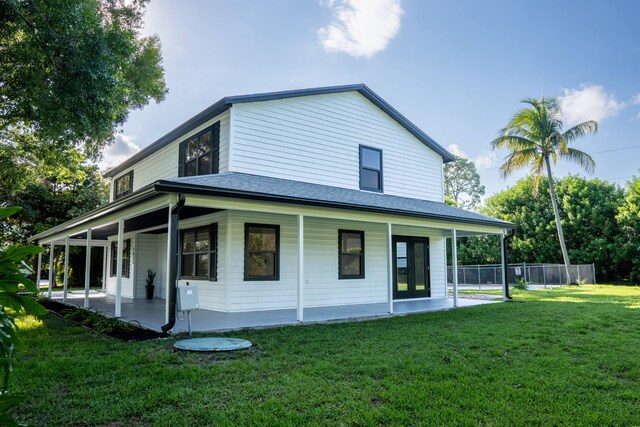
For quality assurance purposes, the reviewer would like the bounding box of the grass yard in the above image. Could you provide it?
[13,285,640,426]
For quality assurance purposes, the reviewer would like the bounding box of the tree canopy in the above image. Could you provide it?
[455,175,631,281]
[443,156,485,210]
[0,0,167,159]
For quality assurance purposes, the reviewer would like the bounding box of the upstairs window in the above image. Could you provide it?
[339,230,365,279]
[244,224,279,281]
[110,239,131,278]
[114,171,133,200]
[181,224,218,281]
[179,122,220,177]
[359,146,383,192]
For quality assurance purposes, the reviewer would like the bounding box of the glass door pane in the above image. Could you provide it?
[396,242,408,292]
[414,242,426,291]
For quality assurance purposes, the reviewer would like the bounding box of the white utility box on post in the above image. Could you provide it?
[177,283,199,336]
[177,284,199,311]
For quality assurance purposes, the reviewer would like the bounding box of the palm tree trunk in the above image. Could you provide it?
[545,156,572,283]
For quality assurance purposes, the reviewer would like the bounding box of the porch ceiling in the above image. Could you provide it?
[50,206,221,245]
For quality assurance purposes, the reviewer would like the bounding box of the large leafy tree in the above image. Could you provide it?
[492,97,597,282]
[616,176,640,282]
[0,0,167,159]
[444,156,485,210]
[481,176,623,280]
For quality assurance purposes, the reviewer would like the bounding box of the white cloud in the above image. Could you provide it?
[447,144,497,170]
[100,134,140,170]
[633,94,640,105]
[318,0,404,58]
[558,84,624,126]
[447,143,467,158]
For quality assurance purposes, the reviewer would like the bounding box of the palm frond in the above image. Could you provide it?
[531,155,546,195]
[499,148,539,178]
[561,148,596,174]
[491,134,537,151]
[563,121,598,143]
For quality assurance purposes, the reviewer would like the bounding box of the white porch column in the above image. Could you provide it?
[84,229,92,309]
[296,214,304,322]
[501,230,508,302]
[36,251,42,290]
[451,229,459,308]
[387,222,393,314]
[47,244,54,298]
[165,204,173,324]
[62,236,69,302]
[102,246,107,292]
[115,219,124,317]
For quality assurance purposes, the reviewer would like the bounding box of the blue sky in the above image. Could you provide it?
[104,0,640,198]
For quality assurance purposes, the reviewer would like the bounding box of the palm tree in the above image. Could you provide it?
[492,97,598,283]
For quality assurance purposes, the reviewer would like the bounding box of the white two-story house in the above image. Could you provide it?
[30,84,513,332]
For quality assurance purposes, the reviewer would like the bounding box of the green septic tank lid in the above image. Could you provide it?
[174,337,252,352]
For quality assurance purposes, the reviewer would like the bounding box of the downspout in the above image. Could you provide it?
[502,229,515,300]
[161,194,186,332]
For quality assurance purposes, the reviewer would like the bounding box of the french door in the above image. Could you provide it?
[393,236,430,299]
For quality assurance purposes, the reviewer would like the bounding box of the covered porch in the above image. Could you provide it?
[50,290,499,333]
[30,174,514,333]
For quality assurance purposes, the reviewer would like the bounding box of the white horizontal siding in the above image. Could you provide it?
[230,92,444,201]
[135,234,166,299]
[176,212,228,311]
[304,218,388,307]
[109,110,230,200]
[227,211,298,311]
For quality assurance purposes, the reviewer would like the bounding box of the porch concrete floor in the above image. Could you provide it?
[50,291,500,333]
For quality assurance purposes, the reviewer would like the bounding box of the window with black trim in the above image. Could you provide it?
[179,122,220,177]
[181,225,218,281]
[114,171,133,200]
[359,145,383,192]
[244,224,279,280]
[110,239,131,278]
[339,230,365,279]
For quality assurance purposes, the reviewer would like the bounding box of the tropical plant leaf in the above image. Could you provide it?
[0,208,21,221]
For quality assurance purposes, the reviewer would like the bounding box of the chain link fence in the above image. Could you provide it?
[447,263,596,289]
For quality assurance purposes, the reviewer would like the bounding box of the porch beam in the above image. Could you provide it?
[451,229,459,308]
[184,195,507,236]
[47,244,54,298]
[297,214,304,322]
[63,236,69,302]
[115,219,124,318]
[387,223,393,314]
[33,194,173,247]
[84,228,92,309]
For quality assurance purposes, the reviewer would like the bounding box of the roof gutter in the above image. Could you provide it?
[154,181,515,230]
[161,194,186,333]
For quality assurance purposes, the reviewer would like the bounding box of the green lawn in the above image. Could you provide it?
[13,285,640,426]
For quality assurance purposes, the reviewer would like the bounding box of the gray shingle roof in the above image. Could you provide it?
[156,172,513,229]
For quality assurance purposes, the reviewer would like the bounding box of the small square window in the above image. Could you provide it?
[114,171,133,200]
